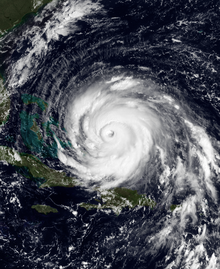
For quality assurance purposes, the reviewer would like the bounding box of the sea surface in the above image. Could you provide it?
[1,0,220,268]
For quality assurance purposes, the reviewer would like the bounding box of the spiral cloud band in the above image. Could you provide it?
[2,0,220,267]
[56,75,219,196]
[58,77,162,188]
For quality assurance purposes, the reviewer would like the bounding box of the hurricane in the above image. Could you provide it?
[58,74,219,196]
[59,77,160,188]
[1,0,220,268]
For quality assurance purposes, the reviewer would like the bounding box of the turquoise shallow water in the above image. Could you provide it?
[0,0,220,268]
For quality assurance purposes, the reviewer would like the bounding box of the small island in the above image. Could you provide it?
[21,94,48,111]
[170,204,181,212]
[31,205,58,215]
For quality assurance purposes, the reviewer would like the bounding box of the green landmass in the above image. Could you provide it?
[30,119,43,140]
[0,84,173,215]
[18,94,74,186]
[21,94,48,111]
[20,111,42,150]
[20,94,70,158]
[0,146,77,188]
[0,76,10,126]
[31,204,58,215]
[80,188,157,215]
[0,145,180,214]
[80,189,183,215]
[0,0,54,36]
[20,94,72,158]
[20,110,58,158]
[170,204,181,212]
[0,4,163,217]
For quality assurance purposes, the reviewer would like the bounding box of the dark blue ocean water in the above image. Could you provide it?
[1,0,220,268]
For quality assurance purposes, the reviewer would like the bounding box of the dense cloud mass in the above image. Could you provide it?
[60,77,161,188]
[1,0,220,268]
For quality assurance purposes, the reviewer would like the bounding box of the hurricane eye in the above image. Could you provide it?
[108,130,114,137]
[1,0,219,268]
